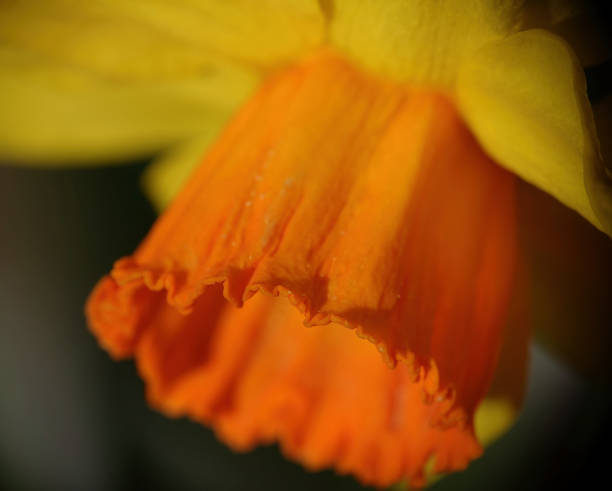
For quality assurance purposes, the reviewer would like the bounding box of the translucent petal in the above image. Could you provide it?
[142,136,219,211]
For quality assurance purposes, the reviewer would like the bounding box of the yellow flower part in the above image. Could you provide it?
[1,0,609,487]
[457,29,608,235]
[328,0,524,86]
[0,41,256,163]
[0,0,323,163]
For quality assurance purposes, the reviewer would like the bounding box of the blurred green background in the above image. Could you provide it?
[0,161,611,491]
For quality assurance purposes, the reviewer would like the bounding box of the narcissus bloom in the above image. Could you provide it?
[1,0,610,487]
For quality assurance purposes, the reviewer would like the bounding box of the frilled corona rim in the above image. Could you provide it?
[110,260,466,421]
[86,50,518,487]
[88,273,482,487]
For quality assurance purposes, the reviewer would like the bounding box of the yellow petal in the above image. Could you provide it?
[0,45,256,164]
[0,0,325,165]
[456,29,611,236]
[474,399,516,447]
[329,0,523,86]
[0,0,325,79]
[142,135,219,211]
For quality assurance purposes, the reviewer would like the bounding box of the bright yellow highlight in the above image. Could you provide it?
[474,399,517,446]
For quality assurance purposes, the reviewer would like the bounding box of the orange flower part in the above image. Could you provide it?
[87,51,518,487]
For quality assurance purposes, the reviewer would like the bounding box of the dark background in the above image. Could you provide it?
[2,2,612,489]
[0,160,611,491]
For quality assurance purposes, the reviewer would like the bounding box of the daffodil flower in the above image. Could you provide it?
[1,0,610,488]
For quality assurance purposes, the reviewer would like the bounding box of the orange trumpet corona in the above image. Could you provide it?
[87,51,518,487]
